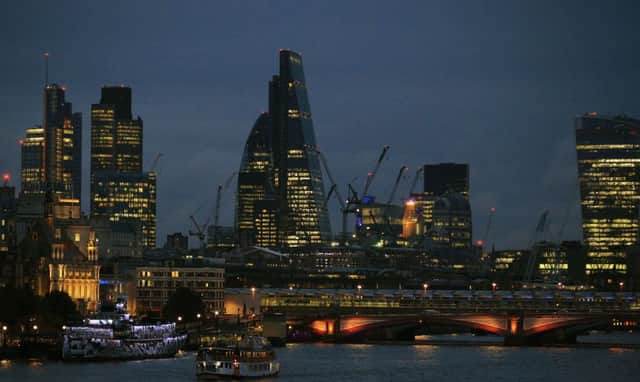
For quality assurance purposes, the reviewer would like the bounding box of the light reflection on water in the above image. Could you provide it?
[0,336,639,382]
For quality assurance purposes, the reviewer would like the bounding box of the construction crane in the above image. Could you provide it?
[211,172,237,253]
[189,215,209,250]
[315,149,349,244]
[477,207,496,250]
[362,145,390,199]
[150,153,164,173]
[524,210,549,285]
[408,167,424,195]
[325,184,337,206]
[315,149,346,207]
[387,165,408,204]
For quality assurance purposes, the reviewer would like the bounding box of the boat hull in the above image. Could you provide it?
[196,361,280,379]
[62,334,187,361]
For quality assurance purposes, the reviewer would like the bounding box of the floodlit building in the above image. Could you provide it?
[10,194,100,313]
[135,264,224,317]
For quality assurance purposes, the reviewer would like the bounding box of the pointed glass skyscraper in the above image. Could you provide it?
[269,50,331,247]
[235,50,331,248]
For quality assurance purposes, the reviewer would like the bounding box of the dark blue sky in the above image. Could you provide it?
[1,1,639,249]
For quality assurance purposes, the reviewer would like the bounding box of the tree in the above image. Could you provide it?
[162,287,204,322]
[0,286,41,327]
[41,290,81,329]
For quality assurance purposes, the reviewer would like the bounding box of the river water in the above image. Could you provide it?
[2,334,639,382]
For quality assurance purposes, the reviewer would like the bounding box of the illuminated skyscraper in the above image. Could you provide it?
[91,171,156,249]
[64,112,82,200]
[90,86,142,176]
[236,113,274,247]
[254,199,279,248]
[269,50,331,247]
[431,192,473,254]
[575,113,640,274]
[90,86,155,248]
[21,126,45,194]
[20,84,81,200]
[43,84,67,192]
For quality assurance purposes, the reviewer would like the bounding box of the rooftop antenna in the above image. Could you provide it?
[44,52,49,87]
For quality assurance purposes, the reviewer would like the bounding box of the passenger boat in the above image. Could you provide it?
[62,315,187,361]
[196,336,280,379]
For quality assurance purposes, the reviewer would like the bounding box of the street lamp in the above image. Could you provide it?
[491,282,497,293]
[32,325,38,331]
[557,282,563,289]
[1,326,6,332]
[177,316,182,322]
[196,313,201,319]
[619,282,625,292]
[214,310,220,330]
[423,283,428,296]
[357,284,362,294]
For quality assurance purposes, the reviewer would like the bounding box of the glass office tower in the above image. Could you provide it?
[90,86,155,248]
[269,49,331,247]
[576,113,640,274]
[21,84,81,200]
[236,113,274,247]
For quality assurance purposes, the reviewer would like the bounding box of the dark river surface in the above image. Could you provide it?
[2,333,639,382]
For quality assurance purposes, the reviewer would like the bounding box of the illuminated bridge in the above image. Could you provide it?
[230,288,640,345]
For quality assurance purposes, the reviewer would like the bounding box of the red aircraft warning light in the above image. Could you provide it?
[2,173,10,186]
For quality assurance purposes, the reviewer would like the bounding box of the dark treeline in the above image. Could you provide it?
[0,287,81,335]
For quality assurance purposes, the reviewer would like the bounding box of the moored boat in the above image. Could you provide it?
[196,336,280,379]
[62,316,187,361]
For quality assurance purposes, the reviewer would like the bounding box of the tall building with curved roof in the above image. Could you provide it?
[236,113,274,247]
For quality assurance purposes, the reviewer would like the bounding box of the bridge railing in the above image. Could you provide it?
[256,288,640,314]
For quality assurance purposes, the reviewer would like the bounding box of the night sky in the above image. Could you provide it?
[1,1,639,249]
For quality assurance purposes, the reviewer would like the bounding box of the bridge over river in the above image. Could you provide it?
[229,288,640,345]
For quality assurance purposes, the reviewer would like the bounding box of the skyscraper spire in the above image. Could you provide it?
[44,52,49,87]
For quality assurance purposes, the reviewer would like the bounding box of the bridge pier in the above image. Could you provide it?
[503,314,524,346]
[503,314,579,346]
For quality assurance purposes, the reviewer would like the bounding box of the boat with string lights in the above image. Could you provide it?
[196,335,280,379]
[62,316,187,361]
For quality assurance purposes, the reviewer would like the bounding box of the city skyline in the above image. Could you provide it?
[1,1,639,250]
